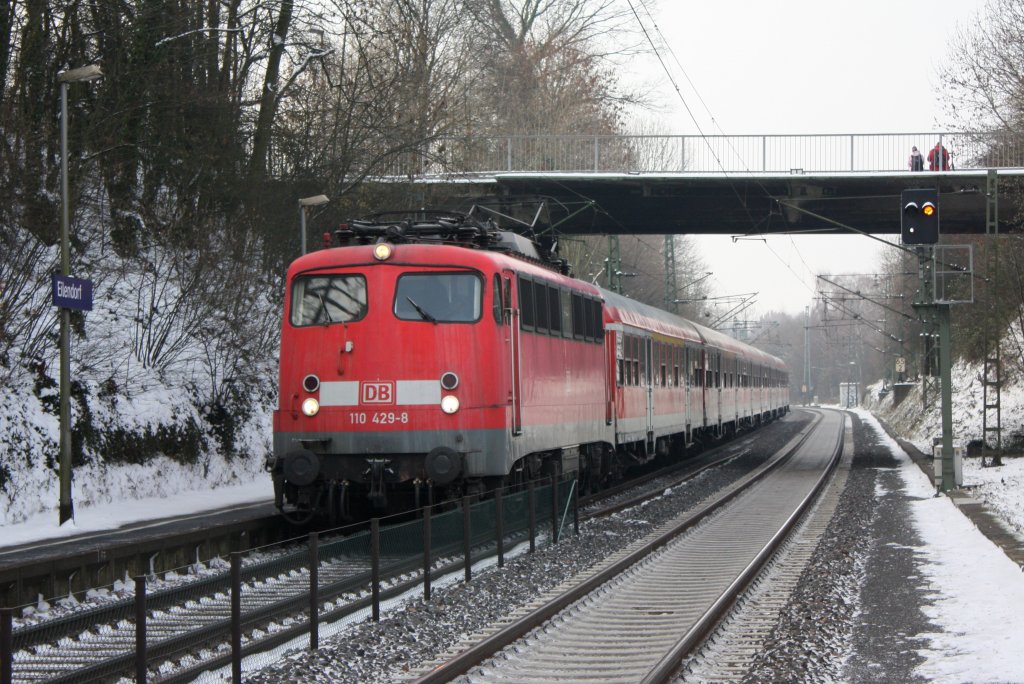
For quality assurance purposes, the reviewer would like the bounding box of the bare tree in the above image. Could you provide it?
[464,0,646,134]
[940,0,1024,132]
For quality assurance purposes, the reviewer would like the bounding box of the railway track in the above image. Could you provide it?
[2,417,807,683]
[404,408,843,683]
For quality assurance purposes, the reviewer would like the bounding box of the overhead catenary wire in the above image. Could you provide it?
[624,0,883,310]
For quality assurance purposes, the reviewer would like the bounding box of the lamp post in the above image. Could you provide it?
[57,64,103,525]
[298,195,329,255]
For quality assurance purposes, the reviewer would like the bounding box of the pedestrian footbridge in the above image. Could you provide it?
[390,132,1024,235]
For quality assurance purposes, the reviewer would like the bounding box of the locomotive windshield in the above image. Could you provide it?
[290,274,368,326]
[394,272,482,323]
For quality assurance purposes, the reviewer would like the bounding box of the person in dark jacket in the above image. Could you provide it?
[909,146,924,171]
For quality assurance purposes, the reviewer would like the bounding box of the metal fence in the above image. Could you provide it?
[0,474,578,684]
[384,132,1024,176]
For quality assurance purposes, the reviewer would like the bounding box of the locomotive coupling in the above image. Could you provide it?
[366,458,394,508]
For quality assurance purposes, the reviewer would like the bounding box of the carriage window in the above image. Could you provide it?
[395,272,482,323]
[630,336,639,386]
[639,337,647,385]
[291,274,368,326]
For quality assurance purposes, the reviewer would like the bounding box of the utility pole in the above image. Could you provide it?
[982,169,1003,467]
[606,235,622,294]
[663,235,678,313]
[803,306,811,405]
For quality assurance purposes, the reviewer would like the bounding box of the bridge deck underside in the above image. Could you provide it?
[418,171,1020,236]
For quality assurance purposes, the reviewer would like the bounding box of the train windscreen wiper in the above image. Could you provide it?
[316,292,334,325]
[405,296,437,324]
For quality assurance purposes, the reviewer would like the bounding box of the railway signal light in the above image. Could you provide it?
[901,189,939,244]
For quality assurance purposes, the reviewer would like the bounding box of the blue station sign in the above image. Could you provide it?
[52,275,93,311]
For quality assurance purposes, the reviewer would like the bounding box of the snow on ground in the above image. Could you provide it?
[0,479,273,550]
[0,368,273,527]
[857,409,1024,683]
[961,455,1024,540]
[3,401,1023,681]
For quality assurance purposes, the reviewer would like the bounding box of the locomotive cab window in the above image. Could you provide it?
[291,274,368,326]
[394,272,482,322]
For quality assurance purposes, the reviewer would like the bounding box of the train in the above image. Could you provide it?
[268,211,790,523]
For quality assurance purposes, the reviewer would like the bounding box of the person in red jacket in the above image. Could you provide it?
[928,142,951,170]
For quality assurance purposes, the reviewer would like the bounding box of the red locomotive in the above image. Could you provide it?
[269,212,789,522]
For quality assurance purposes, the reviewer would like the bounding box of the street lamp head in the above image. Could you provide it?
[58,64,103,84]
[299,194,329,207]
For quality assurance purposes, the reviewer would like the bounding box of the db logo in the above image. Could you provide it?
[361,382,394,405]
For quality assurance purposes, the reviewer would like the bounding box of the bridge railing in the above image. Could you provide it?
[387,132,1024,176]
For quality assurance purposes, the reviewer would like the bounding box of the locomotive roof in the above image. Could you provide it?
[287,240,784,371]
[290,241,602,294]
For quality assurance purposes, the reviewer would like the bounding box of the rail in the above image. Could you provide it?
[0,475,575,683]
[381,131,1024,176]
[407,410,839,683]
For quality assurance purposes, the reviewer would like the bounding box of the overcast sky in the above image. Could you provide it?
[630,0,989,316]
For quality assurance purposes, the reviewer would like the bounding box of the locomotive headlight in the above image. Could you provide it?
[440,395,460,414]
[373,243,394,261]
[301,397,320,417]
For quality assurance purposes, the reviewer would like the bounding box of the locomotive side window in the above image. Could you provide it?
[291,274,368,326]
[548,287,561,336]
[571,294,585,340]
[560,288,573,338]
[519,278,535,330]
[585,298,599,341]
[394,272,482,323]
[535,281,550,333]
